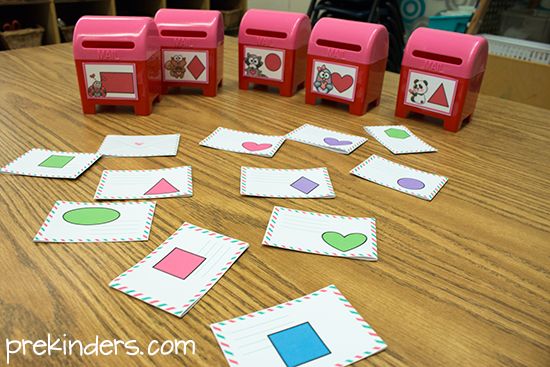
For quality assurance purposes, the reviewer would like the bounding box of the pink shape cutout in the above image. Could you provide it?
[154,248,205,280]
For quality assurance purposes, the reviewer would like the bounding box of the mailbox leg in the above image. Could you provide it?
[82,102,96,114]
[395,105,410,118]
[305,91,317,105]
[203,84,218,97]
[239,78,249,91]
[349,101,368,116]
[443,117,463,132]
[134,101,153,116]
[279,83,295,97]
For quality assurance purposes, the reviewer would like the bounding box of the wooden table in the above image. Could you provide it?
[0,38,548,367]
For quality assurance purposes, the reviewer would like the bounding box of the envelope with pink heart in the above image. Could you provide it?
[262,206,377,260]
[286,124,367,154]
[98,134,180,157]
[199,127,286,158]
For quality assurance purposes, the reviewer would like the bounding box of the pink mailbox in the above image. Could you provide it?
[239,9,311,97]
[396,28,488,132]
[305,18,388,116]
[73,16,161,115]
[154,9,224,97]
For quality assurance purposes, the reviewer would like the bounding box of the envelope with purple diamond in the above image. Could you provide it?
[286,124,367,154]
[240,167,335,198]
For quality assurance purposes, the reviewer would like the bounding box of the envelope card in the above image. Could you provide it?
[364,125,437,154]
[0,149,101,179]
[95,166,192,200]
[211,284,387,367]
[286,124,367,154]
[98,134,180,157]
[109,222,249,317]
[33,201,155,243]
[262,206,377,260]
[350,155,448,200]
[200,127,286,157]
[240,167,335,198]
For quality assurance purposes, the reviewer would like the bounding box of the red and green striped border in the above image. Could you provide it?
[0,148,101,179]
[262,206,378,261]
[286,124,368,155]
[240,167,336,198]
[350,154,448,201]
[210,284,386,366]
[33,201,155,243]
[199,127,286,158]
[95,166,193,200]
[109,222,249,317]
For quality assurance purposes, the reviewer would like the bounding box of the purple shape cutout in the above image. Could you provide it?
[290,176,320,194]
[397,177,425,190]
[323,137,353,146]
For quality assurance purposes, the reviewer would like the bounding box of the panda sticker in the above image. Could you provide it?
[409,79,428,104]
[405,71,458,115]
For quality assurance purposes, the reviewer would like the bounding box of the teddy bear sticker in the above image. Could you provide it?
[164,54,187,79]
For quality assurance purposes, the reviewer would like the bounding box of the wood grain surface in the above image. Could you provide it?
[0,38,548,367]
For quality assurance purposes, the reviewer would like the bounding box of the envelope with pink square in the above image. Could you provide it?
[211,285,387,367]
[109,222,249,317]
[199,127,286,157]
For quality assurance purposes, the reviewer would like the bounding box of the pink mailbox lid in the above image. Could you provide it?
[403,27,488,79]
[73,16,159,61]
[308,18,388,65]
[239,9,311,50]
[154,9,224,49]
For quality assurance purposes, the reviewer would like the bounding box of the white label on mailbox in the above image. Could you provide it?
[243,46,285,82]
[404,70,457,115]
[311,60,358,102]
[83,63,138,100]
[162,50,209,83]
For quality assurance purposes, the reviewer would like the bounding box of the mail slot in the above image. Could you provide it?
[395,27,488,132]
[154,9,224,97]
[305,18,388,116]
[73,16,161,115]
[238,9,311,97]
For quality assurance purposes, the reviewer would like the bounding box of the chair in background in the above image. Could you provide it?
[307,0,404,72]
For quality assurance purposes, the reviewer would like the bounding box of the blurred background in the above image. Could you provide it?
[0,0,548,108]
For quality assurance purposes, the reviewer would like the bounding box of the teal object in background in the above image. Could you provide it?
[428,13,473,33]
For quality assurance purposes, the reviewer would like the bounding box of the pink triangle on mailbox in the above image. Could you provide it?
[144,178,179,195]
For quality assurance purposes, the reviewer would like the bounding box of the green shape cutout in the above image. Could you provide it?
[321,232,367,252]
[63,207,120,226]
[39,155,75,168]
[384,128,410,139]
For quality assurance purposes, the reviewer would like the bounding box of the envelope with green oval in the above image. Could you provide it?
[262,206,377,261]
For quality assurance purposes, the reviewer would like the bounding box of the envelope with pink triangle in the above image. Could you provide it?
[94,166,192,200]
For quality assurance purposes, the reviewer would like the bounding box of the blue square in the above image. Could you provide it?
[268,322,330,367]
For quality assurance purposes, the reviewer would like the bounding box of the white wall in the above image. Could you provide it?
[247,0,309,13]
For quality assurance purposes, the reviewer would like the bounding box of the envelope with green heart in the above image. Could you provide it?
[262,206,377,260]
